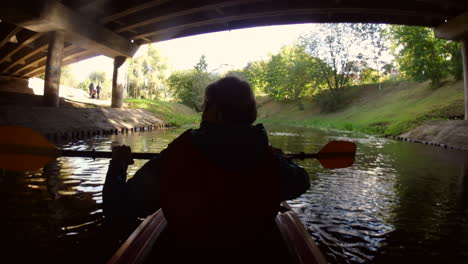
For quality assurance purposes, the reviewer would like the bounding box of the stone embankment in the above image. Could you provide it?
[0,80,165,142]
[392,120,468,151]
[0,106,164,142]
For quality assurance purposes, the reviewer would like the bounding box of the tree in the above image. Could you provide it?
[167,70,215,111]
[263,45,322,101]
[194,54,208,73]
[167,56,215,111]
[243,60,268,94]
[127,57,143,98]
[223,69,248,82]
[360,67,381,84]
[300,24,387,111]
[300,24,357,110]
[127,44,168,99]
[352,24,388,88]
[167,70,201,109]
[382,63,399,77]
[88,71,106,85]
[60,65,79,88]
[446,41,463,81]
[388,25,462,87]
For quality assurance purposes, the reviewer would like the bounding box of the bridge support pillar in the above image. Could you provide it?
[111,56,126,108]
[43,31,65,107]
[462,39,468,120]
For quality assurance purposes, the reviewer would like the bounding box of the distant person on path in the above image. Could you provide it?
[96,84,101,99]
[89,82,95,99]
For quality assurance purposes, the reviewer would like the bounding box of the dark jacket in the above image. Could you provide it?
[103,123,310,220]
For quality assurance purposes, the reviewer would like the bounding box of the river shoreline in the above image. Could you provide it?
[395,120,468,151]
[0,105,165,141]
[2,105,465,151]
[0,86,168,141]
[1,88,466,151]
[256,80,467,151]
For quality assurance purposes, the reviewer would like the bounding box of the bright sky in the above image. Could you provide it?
[71,24,320,81]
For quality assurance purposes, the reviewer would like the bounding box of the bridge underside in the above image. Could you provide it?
[1,0,467,79]
[0,0,467,113]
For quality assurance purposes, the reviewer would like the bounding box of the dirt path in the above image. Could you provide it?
[28,77,113,107]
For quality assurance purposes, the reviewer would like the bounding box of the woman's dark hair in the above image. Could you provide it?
[203,76,257,125]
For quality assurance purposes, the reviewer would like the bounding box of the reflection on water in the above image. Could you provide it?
[274,126,468,264]
[1,125,468,263]
[0,128,187,263]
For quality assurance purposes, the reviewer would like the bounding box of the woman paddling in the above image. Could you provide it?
[103,76,311,262]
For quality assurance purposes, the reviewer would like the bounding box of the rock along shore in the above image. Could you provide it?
[0,106,165,141]
[394,120,468,151]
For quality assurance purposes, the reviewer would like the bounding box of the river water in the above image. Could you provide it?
[1,124,468,263]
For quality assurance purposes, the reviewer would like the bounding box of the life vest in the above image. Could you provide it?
[160,129,282,250]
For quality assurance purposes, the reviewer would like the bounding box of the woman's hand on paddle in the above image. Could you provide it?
[111,145,134,165]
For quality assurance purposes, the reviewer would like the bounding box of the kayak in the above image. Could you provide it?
[107,202,327,264]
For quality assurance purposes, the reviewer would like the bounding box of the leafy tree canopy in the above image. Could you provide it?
[88,71,106,85]
[388,25,462,87]
[194,54,208,73]
[300,23,387,111]
[167,55,216,111]
[127,44,168,99]
[263,45,323,100]
[243,60,268,94]
[60,65,79,88]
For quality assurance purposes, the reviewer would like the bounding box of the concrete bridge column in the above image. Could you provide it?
[462,39,468,120]
[43,31,65,107]
[111,56,126,108]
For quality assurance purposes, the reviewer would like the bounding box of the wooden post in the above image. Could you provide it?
[43,31,65,107]
[462,39,468,120]
[111,56,126,108]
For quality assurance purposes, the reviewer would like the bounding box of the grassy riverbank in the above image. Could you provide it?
[257,80,465,135]
[125,98,200,127]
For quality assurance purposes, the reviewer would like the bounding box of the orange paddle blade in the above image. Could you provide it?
[316,141,356,169]
[0,126,59,172]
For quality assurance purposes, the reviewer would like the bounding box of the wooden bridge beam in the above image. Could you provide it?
[100,0,171,24]
[1,0,139,58]
[2,44,48,73]
[23,49,95,78]
[113,1,250,34]
[12,45,76,76]
[0,33,44,65]
[0,26,22,50]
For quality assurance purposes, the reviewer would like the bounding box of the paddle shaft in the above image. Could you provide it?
[0,126,356,171]
[286,153,317,159]
[60,150,160,160]
[59,150,352,160]
[60,149,309,160]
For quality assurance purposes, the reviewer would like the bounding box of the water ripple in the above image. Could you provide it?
[2,126,468,264]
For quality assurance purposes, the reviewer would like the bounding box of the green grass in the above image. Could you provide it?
[257,80,465,135]
[125,98,200,127]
